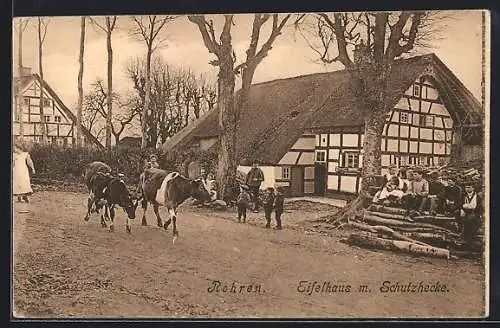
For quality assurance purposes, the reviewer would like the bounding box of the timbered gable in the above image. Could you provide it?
[13,74,103,149]
[380,74,454,173]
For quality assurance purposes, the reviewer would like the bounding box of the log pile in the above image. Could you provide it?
[345,205,473,260]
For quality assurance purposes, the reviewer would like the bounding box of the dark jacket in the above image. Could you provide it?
[274,192,284,213]
[246,167,265,187]
[262,192,275,210]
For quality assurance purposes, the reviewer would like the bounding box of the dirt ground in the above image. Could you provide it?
[12,191,486,319]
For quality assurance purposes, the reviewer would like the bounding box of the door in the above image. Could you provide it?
[290,166,304,197]
[314,163,327,195]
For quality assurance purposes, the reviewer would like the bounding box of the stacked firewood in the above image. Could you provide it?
[346,205,466,259]
[344,164,485,260]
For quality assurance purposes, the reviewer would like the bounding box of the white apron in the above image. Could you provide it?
[13,152,33,195]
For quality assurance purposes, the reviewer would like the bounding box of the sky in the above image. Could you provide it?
[13,11,487,112]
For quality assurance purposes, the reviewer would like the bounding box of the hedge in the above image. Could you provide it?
[27,143,220,187]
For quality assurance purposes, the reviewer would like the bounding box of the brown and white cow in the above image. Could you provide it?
[84,161,112,221]
[83,161,139,232]
[140,168,211,243]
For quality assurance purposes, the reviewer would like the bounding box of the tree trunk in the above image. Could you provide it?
[17,20,24,138]
[105,26,113,151]
[215,50,236,200]
[141,46,153,149]
[76,16,86,148]
[38,20,47,144]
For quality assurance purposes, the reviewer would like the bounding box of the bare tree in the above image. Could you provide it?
[295,11,443,221]
[82,79,140,145]
[90,16,118,151]
[130,15,176,149]
[14,18,30,139]
[76,16,86,147]
[36,17,50,144]
[126,56,216,146]
[188,14,290,200]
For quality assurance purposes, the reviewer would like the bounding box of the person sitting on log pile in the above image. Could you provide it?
[437,175,463,217]
[418,171,444,216]
[372,176,406,206]
[402,168,429,217]
[459,179,483,248]
[383,165,398,185]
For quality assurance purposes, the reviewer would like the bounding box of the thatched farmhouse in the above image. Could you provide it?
[161,54,484,198]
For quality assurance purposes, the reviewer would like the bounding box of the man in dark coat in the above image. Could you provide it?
[245,161,265,212]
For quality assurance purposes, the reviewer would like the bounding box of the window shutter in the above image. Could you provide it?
[358,154,363,168]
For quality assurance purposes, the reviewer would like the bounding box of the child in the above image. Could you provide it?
[460,181,482,247]
[273,188,284,230]
[237,184,251,223]
[205,173,218,203]
[372,177,404,206]
[262,187,275,228]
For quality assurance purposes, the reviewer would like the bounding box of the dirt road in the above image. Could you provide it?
[12,192,486,318]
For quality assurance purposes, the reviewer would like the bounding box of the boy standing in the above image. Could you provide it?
[262,187,275,228]
[273,188,284,230]
[460,181,482,247]
[237,184,251,223]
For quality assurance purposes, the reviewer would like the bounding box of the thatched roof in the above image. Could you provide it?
[161,53,483,165]
[14,74,104,149]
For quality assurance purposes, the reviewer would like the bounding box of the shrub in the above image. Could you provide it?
[29,144,154,185]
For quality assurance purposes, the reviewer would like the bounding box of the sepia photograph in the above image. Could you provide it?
[11,10,489,318]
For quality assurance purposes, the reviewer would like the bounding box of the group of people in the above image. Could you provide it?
[235,161,284,230]
[372,165,483,246]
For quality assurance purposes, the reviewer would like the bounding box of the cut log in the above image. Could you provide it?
[365,210,413,222]
[348,221,430,246]
[368,205,407,216]
[362,213,457,234]
[411,216,458,231]
[348,232,450,259]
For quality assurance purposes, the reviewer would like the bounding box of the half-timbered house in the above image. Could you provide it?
[13,67,103,149]
[161,54,484,197]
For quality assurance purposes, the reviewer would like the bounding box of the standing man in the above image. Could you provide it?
[246,160,265,212]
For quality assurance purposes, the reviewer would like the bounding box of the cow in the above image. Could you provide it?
[83,161,112,221]
[140,168,211,243]
[99,174,140,233]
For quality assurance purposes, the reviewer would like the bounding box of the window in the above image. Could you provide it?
[282,167,290,179]
[44,115,51,122]
[400,112,409,123]
[315,150,326,162]
[344,152,360,168]
[419,114,426,126]
[51,136,57,144]
[23,98,30,106]
[54,115,62,123]
[413,84,421,97]
[42,98,51,107]
[425,115,434,127]
[63,137,68,147]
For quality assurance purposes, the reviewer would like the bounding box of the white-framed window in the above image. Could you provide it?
[54,115,62,123]
[344,152,360,168]
[400,112,409,123]
[315,150,326,162]
[44,115,51,122]
[413,84,421,97]
[282,166,290,179]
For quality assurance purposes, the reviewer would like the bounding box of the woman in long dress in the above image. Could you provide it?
[13,141,36,203]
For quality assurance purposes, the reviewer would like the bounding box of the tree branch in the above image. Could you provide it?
[187,15,220,56]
